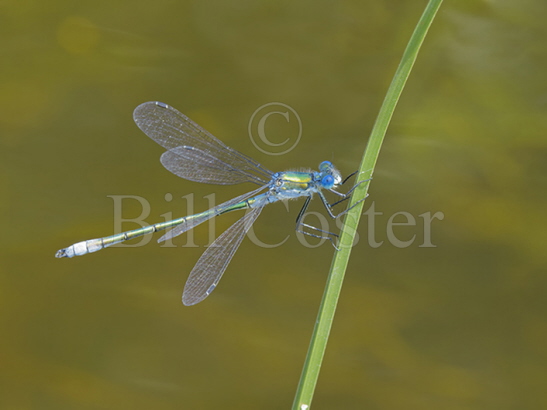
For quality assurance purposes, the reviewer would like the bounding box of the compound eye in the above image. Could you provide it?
[319,161,332,171]
[321,174,334,187]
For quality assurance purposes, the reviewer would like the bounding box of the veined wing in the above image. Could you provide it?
[134,101,272,185]
[182,199,266,306]
[160,146,267,185]
[158,184,268,243]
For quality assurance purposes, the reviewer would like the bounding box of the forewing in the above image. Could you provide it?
[134,102,272,185]
[182,201,265,306]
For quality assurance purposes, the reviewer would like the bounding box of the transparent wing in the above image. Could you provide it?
[160,146,267,185]
[182,199,266,306]
[134,101,272,185]
[158,184,268,242]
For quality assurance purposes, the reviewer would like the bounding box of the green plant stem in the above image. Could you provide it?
[292,1,444,409]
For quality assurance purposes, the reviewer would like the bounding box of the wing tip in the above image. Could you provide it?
[133,101,170,121]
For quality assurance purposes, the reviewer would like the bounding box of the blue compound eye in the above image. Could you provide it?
[319,161,332,171]
[321,174,334,187]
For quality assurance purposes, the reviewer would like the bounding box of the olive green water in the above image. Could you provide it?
[2,1,547,409]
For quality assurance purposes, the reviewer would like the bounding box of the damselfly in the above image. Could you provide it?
[56,102,363,305]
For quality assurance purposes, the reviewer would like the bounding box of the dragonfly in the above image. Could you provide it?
[56,101,364,306]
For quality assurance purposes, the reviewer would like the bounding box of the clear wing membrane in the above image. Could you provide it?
[158,184,268,243]
[160,146,266,185]
[134,102,272,185]
[182,200,266,306]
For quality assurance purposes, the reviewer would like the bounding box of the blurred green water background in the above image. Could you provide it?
[2,1,547,409]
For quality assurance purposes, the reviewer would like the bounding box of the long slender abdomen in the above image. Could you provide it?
[55,217,186,258]
[55,194,269,258]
